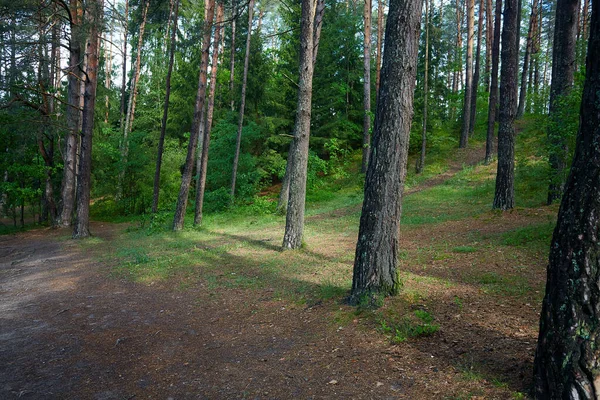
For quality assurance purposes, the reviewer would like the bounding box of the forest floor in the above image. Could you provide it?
[1,138,556,399]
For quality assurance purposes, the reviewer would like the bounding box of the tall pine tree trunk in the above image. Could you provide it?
[492,0,518,210]
[375,0,384,95]
[229,0,237,112]
[350,0,422,303]
[460,0,474,147]
[58,0,82,227]
[194,2,224,226]
[172,0,215,231]
[516,0,538,118]
[119,0,129,129]
[469,0,484,135]
[277,0,325,215]
[547,0,579,204]
[119,0,149,198]
[362,0,372,172]
[417,0,430,174]
[484,0,502,163]
[281,0,319,249]
[73,0,102,238]
[152,0,179,213]
[230,0,255,202]
[485,0,493,91]
[534,1,600,395]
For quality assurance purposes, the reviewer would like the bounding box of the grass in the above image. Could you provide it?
[377,309,440,343]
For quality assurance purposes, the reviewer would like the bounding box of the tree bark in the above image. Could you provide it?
[516,0,538,118]
[492,0,518,210]
[484,0,501,164]
[119,0,149,198]
[229,0,237,112]
[152,0,179,214]
[119,0,129,129]
[349,0,422,303]
[194,2,223,226]
[277,0,325,215]
[484,0,493,91]
[73,0,103,238]
[460,0,474,147]
[230,0,255,202]
[375,0,384,96]
[362,0,372,173]
[281,0,318,249]
[172,0,215,231]
[416,0,429,174]
[58,0,82,228]
[534,2,600,395]
[546,0,579,204]
[469,0,484,136]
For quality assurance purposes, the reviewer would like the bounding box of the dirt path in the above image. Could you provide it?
[1,223,469,399]
[1,141,542,400]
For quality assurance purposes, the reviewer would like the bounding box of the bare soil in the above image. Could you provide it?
[1,147,547,399]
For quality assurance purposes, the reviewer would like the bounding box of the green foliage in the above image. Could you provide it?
[377,310,440,343]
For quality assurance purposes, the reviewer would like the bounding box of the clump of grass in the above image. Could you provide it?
[501,222,555,250]
[377,309,440,343]
[453,245,478,253]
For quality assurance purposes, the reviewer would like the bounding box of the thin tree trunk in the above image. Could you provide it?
[517,0,538,118]
[119,0,129,129]
[281,0,319,249]
[375,0,384,95]
[230,0,255,202]
[349,0,422,303]
[417,0,430,173]
[492,0,518,210]
[469,0,484,135]
[547,0,579,204]
[534,2,600,395]
[229,0,237,111]
[152,0,179,214]
[485,0,493,91]
[194,2,223,226]
[58,0,82,227]
[460,0,474,147]
[277,0,325,215]
[172,0,215,231]
[119,0,149,198]
[104,30,112,124]
[362,0,372,172]
[484,0,501,163]
[73,0,103,238]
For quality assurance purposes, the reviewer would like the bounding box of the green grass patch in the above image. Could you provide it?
[501,222,555,250]
[377,309,440,343]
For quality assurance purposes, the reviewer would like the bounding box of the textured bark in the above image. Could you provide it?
[119,0,149,197]
[484,0,501,164]
[119,0,129,129]
[229,0,237,112]
[547,0,579,204]
[350,0,422,302]
[277,1,325,215]
[152,0,179,214]
[282,0,318,250]
[73,0,102,238]
[230,0,255,202]
[375,0,384,95]
[417,0,429,174]
[58,0,82,228]
[485,0,493,91]
[492,0,518,210]
[460,0,474,147]
[516,0,538,118]
[194,3,223,226]
[469,0,484,136]
[362,0,372,172]
[534,3,600,395]
[172,0,215,231]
